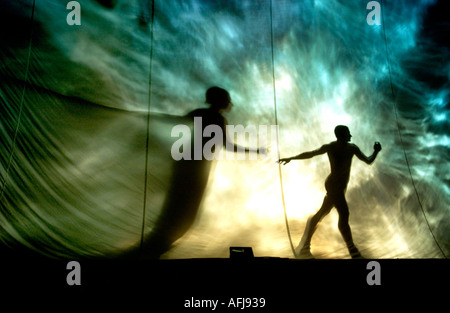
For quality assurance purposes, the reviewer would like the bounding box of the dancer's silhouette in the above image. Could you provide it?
[279,125,381,259]
[141,87,262,259]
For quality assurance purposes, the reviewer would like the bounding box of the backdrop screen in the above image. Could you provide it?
[0,0,448,259]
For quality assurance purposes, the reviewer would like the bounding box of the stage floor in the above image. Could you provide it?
[1,249,447,311]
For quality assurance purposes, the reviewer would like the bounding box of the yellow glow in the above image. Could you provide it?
[277,72,293,91]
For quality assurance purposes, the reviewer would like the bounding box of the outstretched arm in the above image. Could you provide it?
[354,142,382,165]
[278,145,328,165]
[223,122,265,155]
[224,139,262,154]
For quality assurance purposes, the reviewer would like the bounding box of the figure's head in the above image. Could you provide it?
[334,125,352,142]
[205,86,232,112]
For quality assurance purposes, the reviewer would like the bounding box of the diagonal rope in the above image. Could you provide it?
[269,0,296,258]
[0,0,36,203]
[380,0,446,258]
[140,0,156,253]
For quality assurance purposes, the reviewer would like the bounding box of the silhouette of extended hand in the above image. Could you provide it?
[258,147,268,155]
[278,158,291,165]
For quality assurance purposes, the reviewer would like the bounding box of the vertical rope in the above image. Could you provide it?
[380,0,446,258]
[0,0,36,203]
[269,0,296,258]
[140,0,156,252]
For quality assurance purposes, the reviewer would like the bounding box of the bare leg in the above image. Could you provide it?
[296,195,333,258]
[334,194,362,259]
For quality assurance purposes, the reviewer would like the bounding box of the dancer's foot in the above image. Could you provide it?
[296,247,315,259]
[349,246,365,259]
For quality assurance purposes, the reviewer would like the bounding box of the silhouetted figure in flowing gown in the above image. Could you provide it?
[279,125,381,259]
[141,87,261,259]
